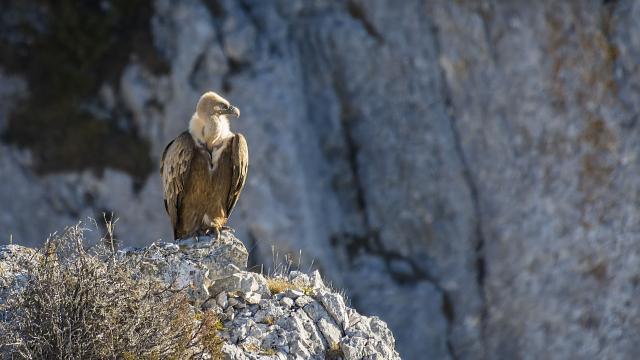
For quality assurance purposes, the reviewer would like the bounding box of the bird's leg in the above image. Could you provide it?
[215,227,221,240]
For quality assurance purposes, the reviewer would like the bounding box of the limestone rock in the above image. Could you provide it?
[123,230,247,301]
[210,272,270,299]
[0,244,39,306]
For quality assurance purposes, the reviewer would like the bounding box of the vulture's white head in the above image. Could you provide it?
[189,91,240,148]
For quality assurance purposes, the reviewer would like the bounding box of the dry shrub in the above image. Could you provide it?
[197,310,224,359]
[0,223,223,360]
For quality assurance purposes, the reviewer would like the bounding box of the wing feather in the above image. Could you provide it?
[160,132,195,237]
[227,133,249,216]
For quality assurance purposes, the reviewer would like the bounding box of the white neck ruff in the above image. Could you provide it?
[189,113,233,151]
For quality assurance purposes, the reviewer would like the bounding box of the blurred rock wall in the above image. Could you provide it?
[1,1,640,359]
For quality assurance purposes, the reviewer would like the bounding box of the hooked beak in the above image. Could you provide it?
[222,105,240,118]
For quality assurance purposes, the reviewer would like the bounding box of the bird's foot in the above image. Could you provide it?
[202,228,221,240]
[221,226,235,233]
[194,229,211,242]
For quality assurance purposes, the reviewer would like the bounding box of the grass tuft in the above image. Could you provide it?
[325,341,344,360]
[266,277,299,295]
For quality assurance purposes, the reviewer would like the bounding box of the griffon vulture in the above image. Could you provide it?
[161,91,248,240]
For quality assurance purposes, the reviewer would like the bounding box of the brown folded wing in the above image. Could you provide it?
[160,131,196,238]
[227,133,249,216]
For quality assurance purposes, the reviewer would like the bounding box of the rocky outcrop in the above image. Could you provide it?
[213,270,399,360]
[0,231,400,360]
[2,1,640,359]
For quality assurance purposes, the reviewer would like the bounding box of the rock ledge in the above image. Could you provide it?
[1,231,400,360]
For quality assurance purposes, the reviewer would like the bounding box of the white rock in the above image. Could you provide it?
[309,270,325,289]
[221,343,249,360]
[279,297,294,308]
[289,339,313,359]
[217,291,229,308]
[317,318,342,346]
[243,291,262,304]
[253,309,268,324]
[228,297,240,307]
[369,316,395,346]
[283,289,303,299]
[341,336,368,360]
[210,272,270,297]
[294,295,313,308]
[288,271,310,288]
[124,231,247,303]
[316,289,349,330]
[302,300,331,324]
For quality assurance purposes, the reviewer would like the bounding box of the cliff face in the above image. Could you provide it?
[1,1,640,359]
